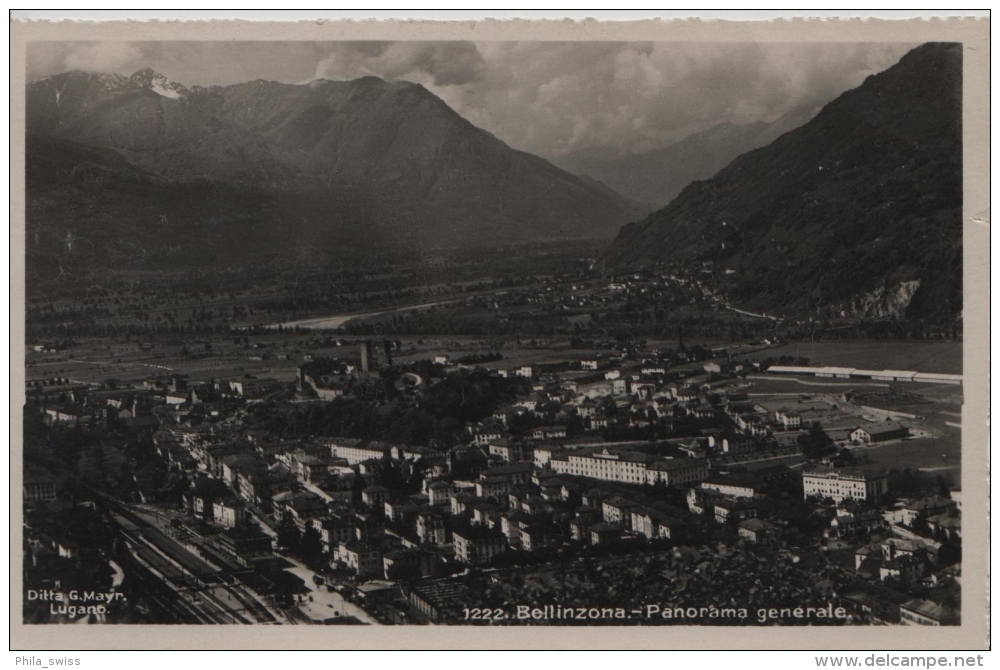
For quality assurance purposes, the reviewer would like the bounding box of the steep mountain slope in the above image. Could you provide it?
[26,71,646,256]
[25,135,297,288]
[25,131,509,288]
[554,106,816,209]
[603,43,962,325]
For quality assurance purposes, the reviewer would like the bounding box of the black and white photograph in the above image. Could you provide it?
[10,15,990,651]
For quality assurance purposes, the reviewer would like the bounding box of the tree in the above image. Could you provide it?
[300,525,324,565]
[277,513,301,552]
[565,414,585,437]
[937,542,962,567]
[351,471,366,505]
[375,457,404,490]
[799,422,835,460]
[910,510,930,535]
[651,472,667,493]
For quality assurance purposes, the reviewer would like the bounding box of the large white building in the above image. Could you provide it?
[550,448,656,484]
[212,498,245,529]
[549,448,709,487]
[768,366,961,386]
[327,439,389,464]
[700,474,757,499]
[774,409,802,430]
[326,439,428,465]
[645,458,710,487]
[334,542,382,578]
[325,440,430,466]
[802,467,888,504]
[452,526,507,565]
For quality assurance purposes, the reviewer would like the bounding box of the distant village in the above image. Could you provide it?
[24,331,962,627]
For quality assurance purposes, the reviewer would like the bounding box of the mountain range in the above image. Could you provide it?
[25,69,646,278]
[25,45,964,327]
[603,43,962,325]
[553,106,817,209]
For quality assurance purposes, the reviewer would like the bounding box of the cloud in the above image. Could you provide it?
[27,40,915,158]
[305,41,913,157]
[27,41,326,88]
[62,42,147,73]
[314,42,486,87]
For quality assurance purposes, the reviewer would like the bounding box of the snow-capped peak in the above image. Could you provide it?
[128,68,188,98]
[96,72,130,90]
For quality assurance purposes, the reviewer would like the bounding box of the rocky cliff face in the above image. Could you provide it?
[843,280,922,319]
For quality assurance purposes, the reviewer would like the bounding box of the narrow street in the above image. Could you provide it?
[246,507,380,625]
[280,555,380,625]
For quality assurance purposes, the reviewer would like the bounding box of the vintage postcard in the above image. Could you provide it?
[9,16,990,650]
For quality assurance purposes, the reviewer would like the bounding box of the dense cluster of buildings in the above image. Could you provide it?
[24,333,961,627]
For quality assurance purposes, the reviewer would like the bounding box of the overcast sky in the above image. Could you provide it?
[28,40,914,157]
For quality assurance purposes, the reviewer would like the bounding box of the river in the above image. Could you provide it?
[267,298,462,330]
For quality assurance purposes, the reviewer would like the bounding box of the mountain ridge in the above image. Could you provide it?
[552,106,818,209]
[26,69,647,263]
[603,43,962,326]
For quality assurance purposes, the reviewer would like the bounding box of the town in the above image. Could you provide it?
[23,320,963,626]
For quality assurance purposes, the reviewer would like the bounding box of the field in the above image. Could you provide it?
[25,336,305,386]
[745,368,964,481]
[744,340,962,374]
[856,436,963,486]
[25,331,966,488]
[744,376,893,395]
[737,454,808,471]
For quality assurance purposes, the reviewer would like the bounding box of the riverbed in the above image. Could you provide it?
[267,298,461,330]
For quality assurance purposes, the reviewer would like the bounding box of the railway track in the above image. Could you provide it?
[103,498,275,624]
